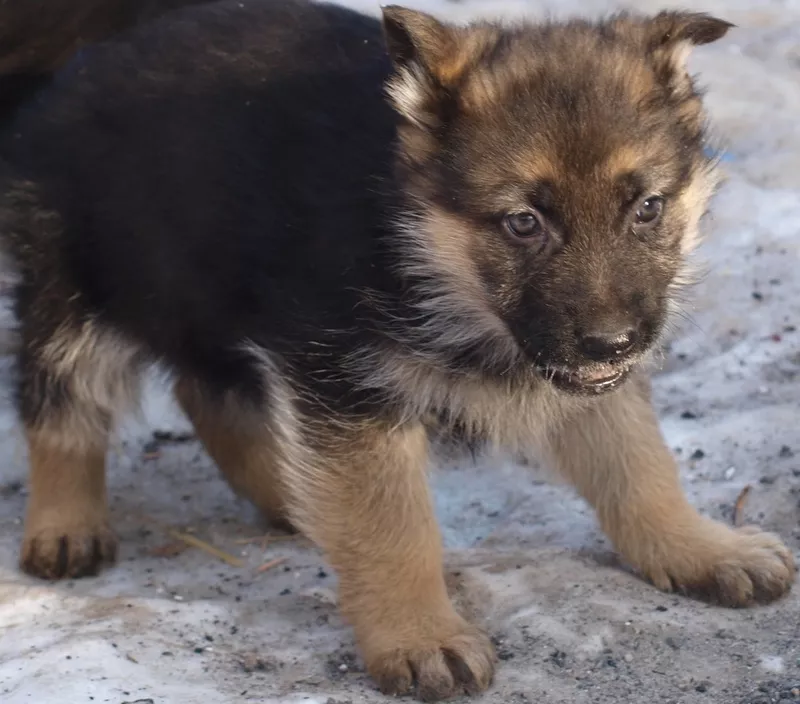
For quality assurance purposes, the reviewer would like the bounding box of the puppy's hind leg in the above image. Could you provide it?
[547,374,795,607]
[18,317,141,580]
[174,376,294,532]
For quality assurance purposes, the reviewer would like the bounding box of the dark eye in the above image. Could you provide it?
[634,196,665,228]
[503,211,545,240]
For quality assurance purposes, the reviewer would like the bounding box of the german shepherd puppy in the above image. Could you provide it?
[0,1,794,700]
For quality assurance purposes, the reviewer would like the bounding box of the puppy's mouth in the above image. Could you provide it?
[537,362,633,395]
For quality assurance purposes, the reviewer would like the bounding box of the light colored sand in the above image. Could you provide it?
[1,1,800,702]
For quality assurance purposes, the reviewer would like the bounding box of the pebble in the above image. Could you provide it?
[624,653,633,663]
[724,466,737,480]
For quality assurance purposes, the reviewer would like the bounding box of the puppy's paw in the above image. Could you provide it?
[364,616,495,702]
[648,523,795,607]
[21,521,117,580]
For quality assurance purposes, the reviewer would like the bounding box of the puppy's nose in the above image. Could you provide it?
[579,327,638,362]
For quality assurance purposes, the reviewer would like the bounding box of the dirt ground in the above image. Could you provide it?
[1,0,800,702]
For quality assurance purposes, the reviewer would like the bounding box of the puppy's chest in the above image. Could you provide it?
[368,352,580,450]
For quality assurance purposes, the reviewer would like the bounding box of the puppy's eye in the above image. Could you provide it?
[503,211,545,241]
[634,196,665,228]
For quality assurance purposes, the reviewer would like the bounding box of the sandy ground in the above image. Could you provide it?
[2,0,800,702]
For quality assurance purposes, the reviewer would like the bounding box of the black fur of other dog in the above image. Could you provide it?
[0,1,793,700]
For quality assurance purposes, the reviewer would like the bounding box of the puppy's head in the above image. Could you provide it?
[383,6,731,395]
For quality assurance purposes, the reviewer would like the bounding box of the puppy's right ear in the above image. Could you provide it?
[381,6,458,75]
[381,5,465,128]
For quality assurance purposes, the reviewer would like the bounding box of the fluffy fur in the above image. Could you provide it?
[0,1,794,700]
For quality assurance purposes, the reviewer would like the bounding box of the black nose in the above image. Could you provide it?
[579,328,638,362]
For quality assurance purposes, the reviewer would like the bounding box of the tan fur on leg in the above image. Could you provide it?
[174,377,293,531]
[548,375,795,606]
[21,427,116,579]
[287,421,495,701]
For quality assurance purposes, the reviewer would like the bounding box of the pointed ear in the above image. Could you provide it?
[647,11,734,49]
[643,11,734,74]
[380,6,466,128]
[381,5,460,78]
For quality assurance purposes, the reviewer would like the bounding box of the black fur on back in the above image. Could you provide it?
[1,0,407,418]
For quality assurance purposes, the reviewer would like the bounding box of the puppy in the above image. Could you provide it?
[0,1,794,700]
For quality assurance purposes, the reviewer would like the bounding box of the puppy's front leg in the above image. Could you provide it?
[547,374,795,606]
[287,420,495,701]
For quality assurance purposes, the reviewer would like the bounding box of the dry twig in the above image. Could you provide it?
[256,556,288,574]
[732,485,752,527]
[136,512,244,568]
[168,529,244,568]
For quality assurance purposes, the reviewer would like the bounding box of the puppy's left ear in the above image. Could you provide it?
[649,11,734,48]
[642,11,734,76]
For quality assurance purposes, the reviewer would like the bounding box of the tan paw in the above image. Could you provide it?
[21,522,117,580]
[363,617,496,702]
[648,524,795,607]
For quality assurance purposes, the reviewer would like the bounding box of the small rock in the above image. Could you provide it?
[550,650,568,668]
[681,411,698,420]
[624,653,633,663]
[691,449,706,460]
[760,476,777,485]
[0,480,23,498]
[665,637,681,650]
[724,466,736,480]
[142,440,161,459]
[695,681,711,693]
[780,446,794,459]
[239,654,275,673]
[326,652,360,679]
